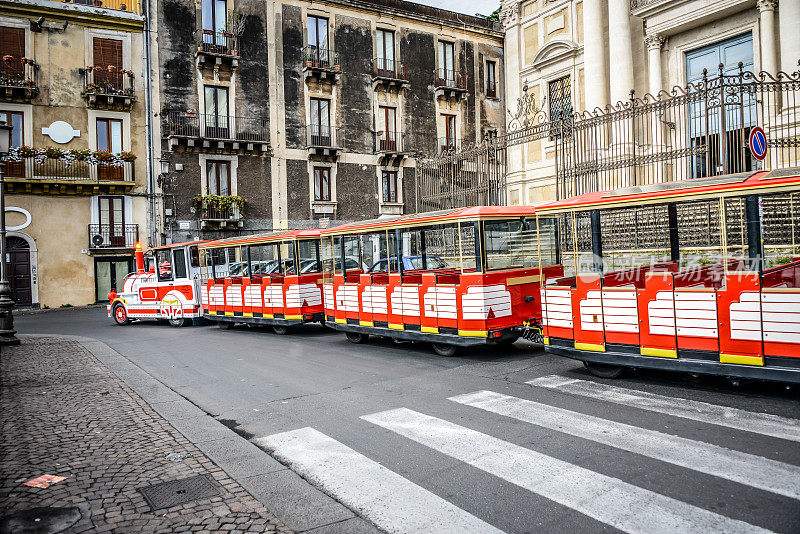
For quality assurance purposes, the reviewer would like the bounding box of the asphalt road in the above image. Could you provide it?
[17,308,800,533]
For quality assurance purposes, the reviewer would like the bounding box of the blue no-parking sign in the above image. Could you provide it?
[749,127,767,161]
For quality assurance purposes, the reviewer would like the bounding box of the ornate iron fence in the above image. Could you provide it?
[416,63,800,211]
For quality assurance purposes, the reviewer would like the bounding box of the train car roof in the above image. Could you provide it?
[149,239,211,251]
[321,205,537,235]
[198,228,322,249]
[534,169,800,214]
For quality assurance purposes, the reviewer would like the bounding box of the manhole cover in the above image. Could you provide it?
[138,475,220,510]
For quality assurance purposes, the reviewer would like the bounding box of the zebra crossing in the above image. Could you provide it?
[256,377,800,534]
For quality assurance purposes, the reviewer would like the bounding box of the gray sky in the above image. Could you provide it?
[413,0,500,17]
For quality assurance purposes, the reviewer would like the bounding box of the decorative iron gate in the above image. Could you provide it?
[416,63,800,211]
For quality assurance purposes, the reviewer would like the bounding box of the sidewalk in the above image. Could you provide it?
[0,337,293,534]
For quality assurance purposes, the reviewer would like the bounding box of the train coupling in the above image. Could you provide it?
[521,322,544,344]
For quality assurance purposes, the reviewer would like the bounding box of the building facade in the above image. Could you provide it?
[1,0,150,307]
[154,0,505,243]
[501,0,800,204]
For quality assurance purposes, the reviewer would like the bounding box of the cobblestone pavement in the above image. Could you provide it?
[0,337,293,534]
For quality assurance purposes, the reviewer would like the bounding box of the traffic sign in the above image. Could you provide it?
[749,127,767,161]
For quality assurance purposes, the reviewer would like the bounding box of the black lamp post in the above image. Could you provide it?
[0,120,20,346]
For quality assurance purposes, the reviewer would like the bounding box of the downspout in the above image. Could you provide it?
[143,0,157,247]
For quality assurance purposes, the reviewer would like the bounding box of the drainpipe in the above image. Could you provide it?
[143,0,157,247]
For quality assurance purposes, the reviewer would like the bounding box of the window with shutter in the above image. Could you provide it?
[92,38,123,88]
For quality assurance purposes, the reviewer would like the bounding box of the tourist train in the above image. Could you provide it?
[108,169,800,383]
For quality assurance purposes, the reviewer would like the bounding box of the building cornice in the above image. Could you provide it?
[0,0,144,32]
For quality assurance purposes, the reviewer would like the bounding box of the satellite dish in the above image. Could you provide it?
[92,234,105,246]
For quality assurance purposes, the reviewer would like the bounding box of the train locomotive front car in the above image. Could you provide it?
[535,169,800,383]
[320,207,564,356]
[107,241,207,327]
[197,229,325,333]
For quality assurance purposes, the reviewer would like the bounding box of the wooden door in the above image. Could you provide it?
[93,38,123,90]
[5,236,32,305]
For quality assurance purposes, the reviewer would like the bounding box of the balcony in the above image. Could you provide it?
[198,197,243,229]
[305,125,344,159]
[438,138,461,154]
[196,30,239,69]
[3,154,135,195]
[303,46,341,82]
[163,112,270,154]
[88,224,139,251]
[375,130,408,166]
[81,66,135,109]
[371,58,408,89]
[62,0,141,14]
[0,57,39,101]
[434,69,468,101]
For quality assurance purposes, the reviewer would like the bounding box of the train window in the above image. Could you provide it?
[601,206,671,272]
[211,247,227,279]
[298,240,321,274]
[173,248,188,279]
[250,245,280,274]
[199,249,212,280]
[458,222,477,272]
[536,217,559,267]
[281,241,297,274]
[424,225,459,271]
[226,247,244,276]
[484,220,537,271]
[189,246,200,268]
[156,249,173,281]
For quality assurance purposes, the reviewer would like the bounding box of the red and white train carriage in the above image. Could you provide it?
[108,241,208,327]
[535,169,800,382]
[197,229,325,333]
[319,207,564,355]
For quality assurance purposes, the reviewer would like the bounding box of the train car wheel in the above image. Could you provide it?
[432,343,458,357]
[273,325,289,335]
[346,332,368,344]
[583,361,625,379]
[169,316,186,328]
[218,321,233,330]
[112,303,129,326]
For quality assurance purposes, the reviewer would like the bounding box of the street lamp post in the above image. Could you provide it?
[0,120,20,346]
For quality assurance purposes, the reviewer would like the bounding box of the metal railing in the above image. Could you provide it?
[434,69,467,90]
[202,203,240,221]
[438,138,461,154]
[64,0,141,14]
[375,130,407,153]
[417,63,800,211]
[200,29,237,55]
[305,125,343,148]
[372,58,407,80]
[88,224,139,249]
[0,57,39,93]
[163,112,268,142]
[82,66,135,97]
[3,157,135,182]
[303,46,341,71]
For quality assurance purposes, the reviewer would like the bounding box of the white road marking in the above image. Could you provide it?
[450,390,800,499]
[528,375,800,443]
[362,408,773,534]
[255,427,503,534]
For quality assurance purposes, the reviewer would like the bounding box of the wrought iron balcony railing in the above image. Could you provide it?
[63,0,141,14]
[3,156,134,183]
[202,203,241,221]
[438,138,461,154]
[375,130,407,153]
[164,112,268,142]
[88,224,139,249]
[0,57,39,98]
[303,46,341,71]
[372,58,407,81]
[305,125,344,148]
[81,66,135,98]
[434,69,468,90]
[199,29,237,56]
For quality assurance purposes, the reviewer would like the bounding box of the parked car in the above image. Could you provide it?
[367,255,447,273]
